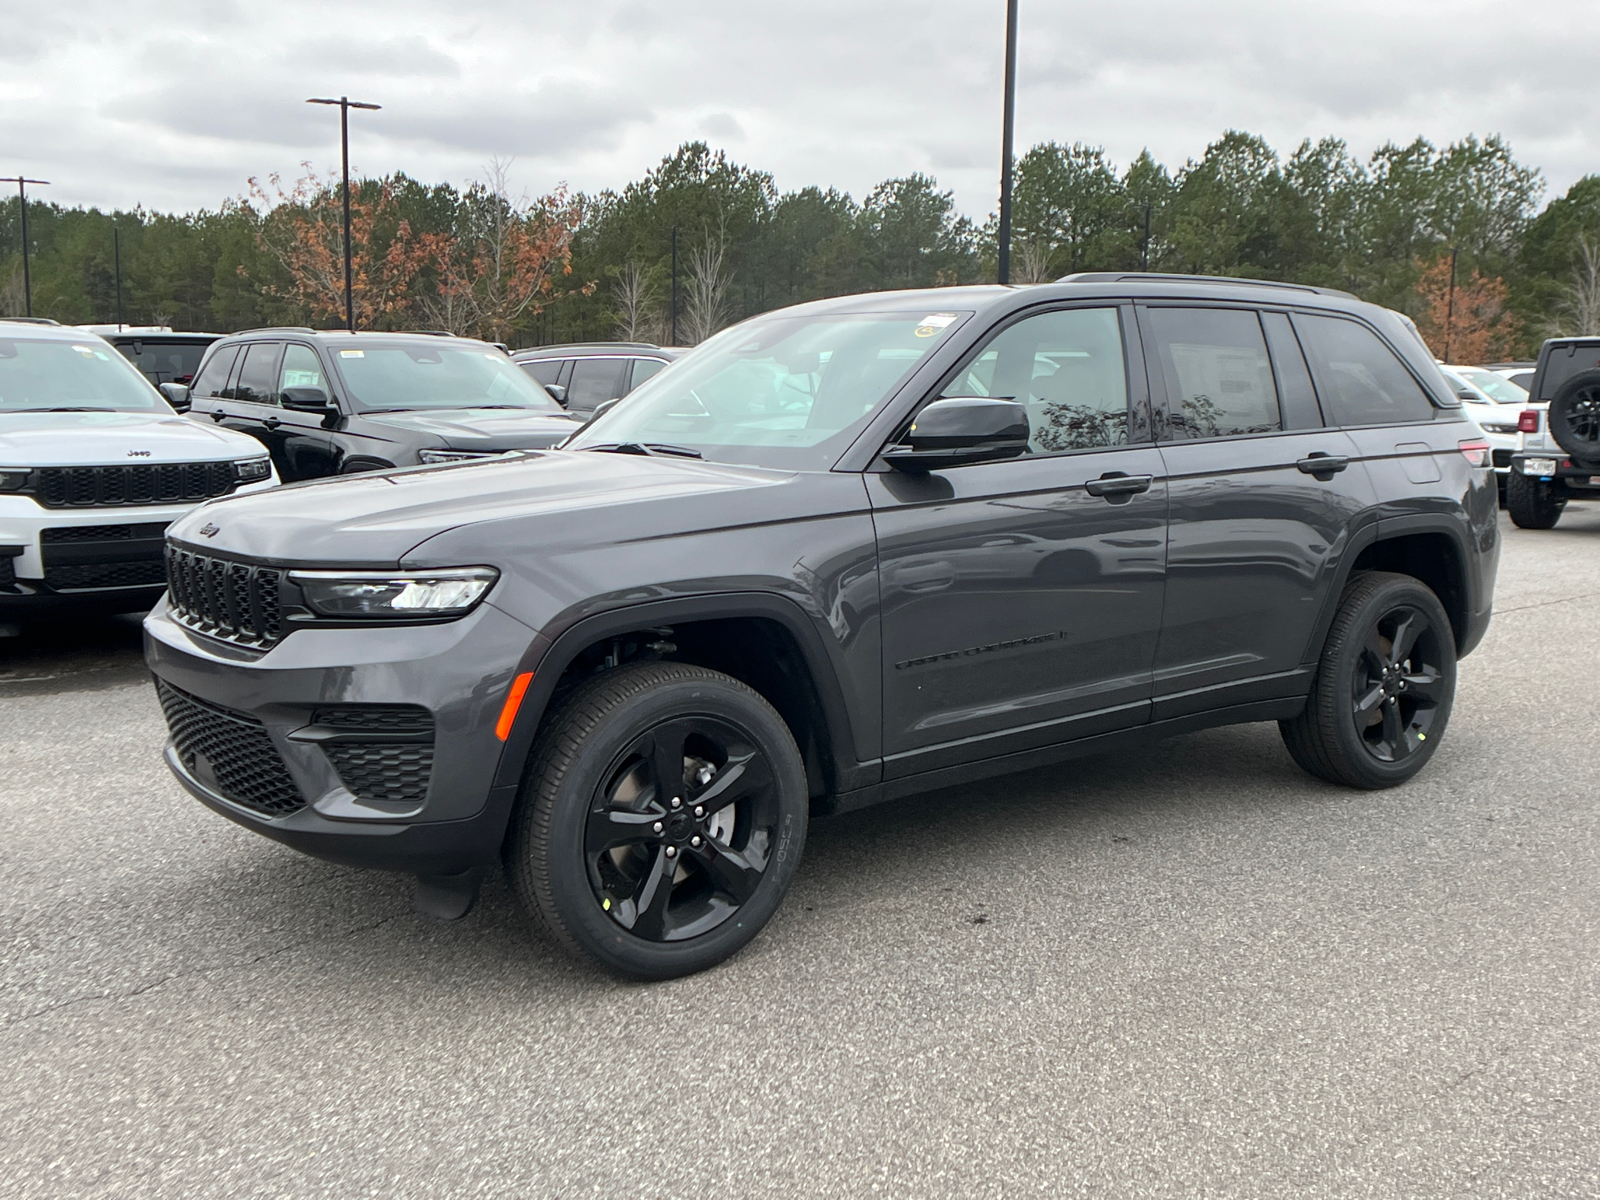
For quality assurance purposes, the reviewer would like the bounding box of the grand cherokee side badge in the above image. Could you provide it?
[198,523,220,538]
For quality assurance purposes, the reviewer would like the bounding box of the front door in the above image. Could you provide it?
[272,343,338,480]
[1140,305,1378,718]
[870,304,1168,779]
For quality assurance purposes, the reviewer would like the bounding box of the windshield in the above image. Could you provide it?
[1454,366,1528,404]
[566,309,968,468]
[331,342,565,413]
[0,337,165,412]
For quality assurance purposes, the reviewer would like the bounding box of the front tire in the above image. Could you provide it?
[1505,469,1564,529]
[509,662,808,980]
[1280,572,1456,789]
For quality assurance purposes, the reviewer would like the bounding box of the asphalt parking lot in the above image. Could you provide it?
[2,510,1597,1199]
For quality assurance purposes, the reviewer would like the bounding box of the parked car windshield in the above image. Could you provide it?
[331,342,565,413]
[0,336,166,412]
[566,309,970,468]
[1454,366,1527,404]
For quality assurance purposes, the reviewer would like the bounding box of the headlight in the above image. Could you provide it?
[418,449,500,464]
[0,468,29,492]
[288,567,499,618]
[235,457,272,482]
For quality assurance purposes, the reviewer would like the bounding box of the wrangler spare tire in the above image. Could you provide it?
[1546,369,1600,460]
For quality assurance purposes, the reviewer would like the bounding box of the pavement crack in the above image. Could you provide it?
[0,911,404,1031]
[1496,592,1600,615]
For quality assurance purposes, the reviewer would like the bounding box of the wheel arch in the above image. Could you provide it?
[491,592,874,809]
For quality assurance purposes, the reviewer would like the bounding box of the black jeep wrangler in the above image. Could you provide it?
[1506,336,1600,528]
[145,274,1499,979]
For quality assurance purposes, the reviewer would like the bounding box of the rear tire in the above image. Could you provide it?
[1280,572,1456,790]
[509,662,808,980]
[1505,469,1564,529]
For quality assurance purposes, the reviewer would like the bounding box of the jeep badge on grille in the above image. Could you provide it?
[198,523,220,538]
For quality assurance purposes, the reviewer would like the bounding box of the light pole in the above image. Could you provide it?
[113,223,124,328]
[1,175,50,317]
[996,0,1019,285]
[306,96,381,331]
[1443,246,1458,362]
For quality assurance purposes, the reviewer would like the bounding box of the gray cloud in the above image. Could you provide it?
[0,0,1595,223]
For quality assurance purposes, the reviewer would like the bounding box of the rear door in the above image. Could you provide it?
[1142,305,1377,718]
[212,342,287,470]
[870,303,1168,777]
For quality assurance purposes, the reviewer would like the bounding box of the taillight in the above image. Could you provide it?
[1518,409,1541,433]
[1458,439,1490,467]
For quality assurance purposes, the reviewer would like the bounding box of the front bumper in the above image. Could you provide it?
[144,594,539,876]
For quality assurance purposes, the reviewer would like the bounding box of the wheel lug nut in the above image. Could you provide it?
[665,846,677,858]
[691,835,702,847]
[652,821,663,834]
[693,806,704,818]
[670,797,682,809]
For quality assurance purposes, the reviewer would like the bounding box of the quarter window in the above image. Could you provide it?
[518,358,563,386]
[1294,314,1435,426]
[941,307,1130,453]
[1145,307,1281,439]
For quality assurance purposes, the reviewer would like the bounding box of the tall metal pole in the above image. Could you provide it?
[113,223,123,328]
[307,97,380,331]
[1443,246,1458,362]
[670,226,679,345]
[1142,202,1152,271]
[2,176,50,318]
[996,0,1019,285]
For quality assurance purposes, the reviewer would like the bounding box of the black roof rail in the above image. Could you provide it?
[1057,271,1357,300]
[512,341,663,354]
[0,315,62,326]
[230,326,317,336]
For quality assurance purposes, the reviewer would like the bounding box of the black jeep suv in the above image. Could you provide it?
[176,329,581,480]
[145,275,1499,979]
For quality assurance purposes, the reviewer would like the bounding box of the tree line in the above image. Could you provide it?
[4,131,1599,359]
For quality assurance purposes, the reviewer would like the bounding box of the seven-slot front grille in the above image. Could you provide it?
[165,546,283,647]
[35,462,237,508]
[156,681,305,817]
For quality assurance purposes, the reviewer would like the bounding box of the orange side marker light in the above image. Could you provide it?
[496,671,535,741]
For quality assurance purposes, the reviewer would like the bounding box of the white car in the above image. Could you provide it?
[1,319,278,618]
[1438,364,1528,488]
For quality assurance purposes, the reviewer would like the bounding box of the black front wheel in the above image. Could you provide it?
[510,662,808,979]
[1280,572,1457,789]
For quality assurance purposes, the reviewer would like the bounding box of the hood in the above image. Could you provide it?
[363,407,582,450]
[164,449,797,564]
[0,410,264,466]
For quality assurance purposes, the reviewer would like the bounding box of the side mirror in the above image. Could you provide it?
[281,386,333,413]
[882,397,1029,472]
[545,383,568,405]
[159,382,191,413]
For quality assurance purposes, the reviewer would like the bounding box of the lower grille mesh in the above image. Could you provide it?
[325,743,435,806]
[156,681,304,817]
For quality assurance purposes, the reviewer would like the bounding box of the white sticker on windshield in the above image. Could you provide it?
[339,349,365,358]
[915,313,958,338]
[71,344,98,357]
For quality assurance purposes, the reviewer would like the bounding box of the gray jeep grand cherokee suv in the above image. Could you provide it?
[145,274,1499,979]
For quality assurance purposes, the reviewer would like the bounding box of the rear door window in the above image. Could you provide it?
[1293,314,1435,426]
[1144,307,1282,439]
[233,343,283,405]
[190,345,240,398]
[567,357,629,411]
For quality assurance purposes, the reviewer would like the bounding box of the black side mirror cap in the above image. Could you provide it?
[883,397,1029,472]
[281,386,333,412]
[158,382,191,413]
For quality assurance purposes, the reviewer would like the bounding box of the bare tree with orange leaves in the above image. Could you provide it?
[420,161,585,341]
[246,166,434,329]
[1412,255,1521,363]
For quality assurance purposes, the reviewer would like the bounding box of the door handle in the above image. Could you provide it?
[209,410,227,423]
[262,417,281,430]
[1085,472,1154,501]
[1297,453,1349,478]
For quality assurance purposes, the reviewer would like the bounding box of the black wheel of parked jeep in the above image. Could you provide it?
[509,662,808,980]
[1505,468,1565,529]
[1546,369,1600,460]
[1279,571,1456,790]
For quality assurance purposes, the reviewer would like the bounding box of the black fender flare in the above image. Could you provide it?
[489,591,878,799]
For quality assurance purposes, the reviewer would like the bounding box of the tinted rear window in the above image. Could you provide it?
[113,339,212,385]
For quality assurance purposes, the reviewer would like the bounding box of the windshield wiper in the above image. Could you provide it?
[585,442,704,460]
[4,407,113,413]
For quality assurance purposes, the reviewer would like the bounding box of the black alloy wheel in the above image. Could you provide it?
[510,661,808,979]
[1280,571,1457,789]
[586,717,779,942]
[1348,603,1446,764]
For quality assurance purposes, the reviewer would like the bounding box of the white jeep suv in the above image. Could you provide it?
[1,320,277,617]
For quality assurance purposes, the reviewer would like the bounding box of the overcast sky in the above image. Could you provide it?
[2,0,1596,221]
